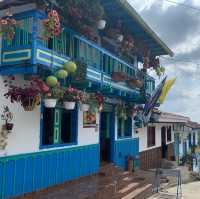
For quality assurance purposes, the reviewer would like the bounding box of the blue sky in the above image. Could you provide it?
[128,0,200,122]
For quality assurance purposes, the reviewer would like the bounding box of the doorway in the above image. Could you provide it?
[161,127,167,158]
[100,112,112,164]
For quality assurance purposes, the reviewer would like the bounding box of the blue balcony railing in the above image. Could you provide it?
[0,10,155,98]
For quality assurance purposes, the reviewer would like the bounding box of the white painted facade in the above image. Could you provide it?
[0,76,101,157]
[135,123,174,152]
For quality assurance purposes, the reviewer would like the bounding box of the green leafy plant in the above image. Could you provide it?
[0,11,16,41]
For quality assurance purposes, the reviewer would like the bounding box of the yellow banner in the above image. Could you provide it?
[159,78,176,104]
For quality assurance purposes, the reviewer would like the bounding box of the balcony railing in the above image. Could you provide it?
[1,10,155,97]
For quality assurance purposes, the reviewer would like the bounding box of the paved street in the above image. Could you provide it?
[149,181,200,199]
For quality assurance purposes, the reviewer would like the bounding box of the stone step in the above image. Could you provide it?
[118,182,139,194]
[121,184,152,199]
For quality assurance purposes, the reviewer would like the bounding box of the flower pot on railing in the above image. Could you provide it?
[44,99,57,108]
[127,79,143,89]
[97,19,106,30]
[112,72,127,82]
[64,101,76,110]
[80,104,90,112]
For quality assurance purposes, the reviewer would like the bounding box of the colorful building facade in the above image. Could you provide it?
[0,1,172,198]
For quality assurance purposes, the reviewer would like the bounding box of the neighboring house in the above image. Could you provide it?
[173,119,200,164]
[0,1,173,198]
[135,110,189,170]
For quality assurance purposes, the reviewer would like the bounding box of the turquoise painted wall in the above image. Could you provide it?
[113,138,139,169]
[0,144,100,199]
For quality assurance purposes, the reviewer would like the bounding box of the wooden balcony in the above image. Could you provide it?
[0,10,155,101]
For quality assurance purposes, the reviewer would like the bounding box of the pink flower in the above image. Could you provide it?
[1,19,7,25]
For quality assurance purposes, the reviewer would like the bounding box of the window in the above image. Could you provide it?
[147,126,155,147]
[42,107,77,147]
[167,126,172,142]
[118,117,132,138]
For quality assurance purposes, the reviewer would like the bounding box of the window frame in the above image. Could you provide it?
[147,126,156,148]
[40,104,78,149]
[117,116,132,139]
[167,126,172,142]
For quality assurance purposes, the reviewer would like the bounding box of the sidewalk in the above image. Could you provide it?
[149,181,200,199]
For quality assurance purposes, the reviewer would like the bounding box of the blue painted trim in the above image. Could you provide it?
[40,142,78,150]
[113,138,139,170]
[31,11,38,65]
[39,104,78,150]
[117,136,133,140]
[0,65,37,76]
[0,144,100,199]
[8,10,38,20]
[2,45,32,51]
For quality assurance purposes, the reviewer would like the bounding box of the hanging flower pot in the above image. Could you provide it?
[127,79,143,89]
[97,19,106,30]
[116,34,124,42]
[80,103,90,112]
[64,101,76,110]
[44,99,57,108]
[22,96,40,111]
[112,72,127,82]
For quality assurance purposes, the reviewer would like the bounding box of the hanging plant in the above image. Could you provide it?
[112,72,127,82]
[3,77,42,111]
[43,9,61,39]
[58,0,104,42]
[63,87,85,110]
[63,61,77,74]
[116,104,128,120]
[149,57,165,77]
[0,11,16,41]
[95,93,104,112]
[120,35,135,57]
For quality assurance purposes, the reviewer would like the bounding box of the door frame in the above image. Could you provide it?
[99,107,115,163]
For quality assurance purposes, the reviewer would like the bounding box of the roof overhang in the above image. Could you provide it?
[100,0,174,57]
[151,111,190,124]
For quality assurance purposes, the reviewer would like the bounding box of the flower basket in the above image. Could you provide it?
[127,79,143,89]
[97,20,106,30]
[22,96,40,111]
[64,101,76,110]
[44,99,57,108]
[112,72,127,82]
[80,104,90,112]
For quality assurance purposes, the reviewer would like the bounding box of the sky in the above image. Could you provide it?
[128,0,200,122]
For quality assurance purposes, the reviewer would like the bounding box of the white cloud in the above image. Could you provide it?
[128,0,200,122]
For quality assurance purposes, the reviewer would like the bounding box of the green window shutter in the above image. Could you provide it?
[53,108,61,144]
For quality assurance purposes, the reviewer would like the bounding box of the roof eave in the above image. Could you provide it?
[118,0,174,57]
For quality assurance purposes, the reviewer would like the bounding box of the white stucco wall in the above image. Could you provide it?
[135,123,174,152]
[0,76,100,157]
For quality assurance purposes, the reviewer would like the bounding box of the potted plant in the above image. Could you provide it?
[95,93,104,112]
[0,10,16,41]
[43,86,63,108]
[112,71,127,82]
[63,87,82,110]
[1,106,14,132]
[79,92,90,112]
[4,77,41,111]
[127,78,143,89]
[43,9,61,39]
[97,19,106,30]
